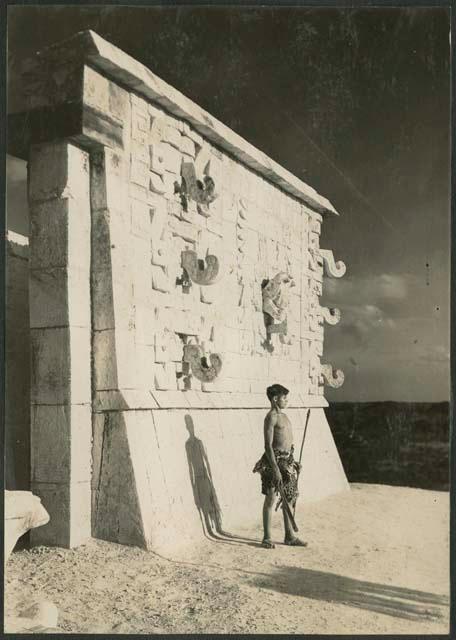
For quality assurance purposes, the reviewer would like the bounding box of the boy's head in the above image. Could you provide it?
[266,383,289,408]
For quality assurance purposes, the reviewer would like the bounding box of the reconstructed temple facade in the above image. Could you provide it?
[8,31,348,552]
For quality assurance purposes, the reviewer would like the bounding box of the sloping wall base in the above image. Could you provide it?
[92,407,349,553]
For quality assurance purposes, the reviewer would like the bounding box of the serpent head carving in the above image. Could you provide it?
[321,364,345,388]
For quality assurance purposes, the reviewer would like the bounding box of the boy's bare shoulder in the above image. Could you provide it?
[264,408,278,425]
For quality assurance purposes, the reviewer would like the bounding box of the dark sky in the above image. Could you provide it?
[6,5,451,401]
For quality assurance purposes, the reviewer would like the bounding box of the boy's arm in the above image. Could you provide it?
[264,413,282,486]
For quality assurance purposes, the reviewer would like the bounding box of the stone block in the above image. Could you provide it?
[91,206,129,269]
[151,265,170,293]
[29,267,90,329]
[182,122,203,148]
[31,481,91,548]
[149,197,167,238]
[5,597,59,633]
[151,389,191,408]
[93,328,138,391]
[83,65,110,114]
[29,142,90,204]
[5,491,49,562]
[162,170,179,196]
[130,198,150,237]
[130,159,149,189]
[179,135,196,158]
[160,142,182,175]
[149,142,166,175]
[169,216,199,243]
[149,113,167,141]
[131,92,149,113]
[93,329,119,391]
[131,140,149,165]
[153,363,177,391]
[161,123,182,149]
[91,148,129,212]
[31,404,91,484]
[30,198,90,271]
[134,343,155,388]
[31,327,91,405]
[131,107,149,143]
[134,305,155,345]
[92,267,135,332]
[149,172,166,195]
[108,80,130,123]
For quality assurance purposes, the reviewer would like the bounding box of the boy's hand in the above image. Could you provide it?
[273,468,283,487]
[296,462,302,473]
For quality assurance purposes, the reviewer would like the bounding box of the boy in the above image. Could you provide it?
[253,384,307,548]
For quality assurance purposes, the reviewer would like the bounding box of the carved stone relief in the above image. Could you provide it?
[181,249,220,286]
[149,200,171,293]
[321,364,345,388]
[261,271,295,352]
[178,145,219,217]
[321,306,341,325]
[183,343,222,383]
[319,249,346,278]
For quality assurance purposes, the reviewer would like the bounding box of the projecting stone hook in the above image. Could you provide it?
[321,364,345,388]
[319,249,346,278]
[321,306,341,325]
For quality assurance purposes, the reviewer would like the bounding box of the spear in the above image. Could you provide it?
[293,408,311,518]
[275,408,311,518]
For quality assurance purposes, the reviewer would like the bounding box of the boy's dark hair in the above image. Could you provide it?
[266,384,289,402]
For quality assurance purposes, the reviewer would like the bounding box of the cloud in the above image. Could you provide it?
[322,269,449,324]
[323,272,409,307]
[325,302,396,350]
[417,344,450,364]
[376,273,408,300]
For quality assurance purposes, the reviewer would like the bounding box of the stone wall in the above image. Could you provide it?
[85,62,338,406]
[6,232,30,491]
[8,31,348,551]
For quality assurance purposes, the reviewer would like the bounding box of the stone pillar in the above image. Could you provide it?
[28,142,92,547]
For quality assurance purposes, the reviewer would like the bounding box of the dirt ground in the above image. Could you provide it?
[4,483,449,635]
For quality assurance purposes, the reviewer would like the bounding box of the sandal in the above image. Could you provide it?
[284,537,307,547]
[261,539,276,549]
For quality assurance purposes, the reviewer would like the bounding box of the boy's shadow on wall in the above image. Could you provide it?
[184,415,260,547]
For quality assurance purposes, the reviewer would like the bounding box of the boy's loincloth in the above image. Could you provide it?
[253,446,299,504]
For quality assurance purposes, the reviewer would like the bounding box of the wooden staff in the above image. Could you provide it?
[275,408,311,519]
[293,408,311,518]
[277,483,299,533]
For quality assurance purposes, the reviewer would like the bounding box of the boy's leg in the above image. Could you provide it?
[282,498,295,540]
[282,496,307,547]
[262,488,276,548]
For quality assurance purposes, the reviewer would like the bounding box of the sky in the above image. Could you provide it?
[6,5,451,402]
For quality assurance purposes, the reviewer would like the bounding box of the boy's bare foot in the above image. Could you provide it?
[284,537,307,547]
[261,539,276,549]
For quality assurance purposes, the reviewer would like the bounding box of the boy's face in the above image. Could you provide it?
[274,394,289,409]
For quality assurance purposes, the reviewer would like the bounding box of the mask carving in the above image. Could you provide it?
[261,272,295,352]
[181,249,220,286]
[183,343,222,382]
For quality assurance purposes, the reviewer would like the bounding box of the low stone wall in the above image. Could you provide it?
[6,233,30,492]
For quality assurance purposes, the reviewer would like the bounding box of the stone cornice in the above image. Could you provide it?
[10,30,339,217]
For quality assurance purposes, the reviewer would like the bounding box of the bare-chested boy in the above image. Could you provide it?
[253,384,307,549]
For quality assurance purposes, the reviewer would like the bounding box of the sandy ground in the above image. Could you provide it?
[5,483,449,635]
